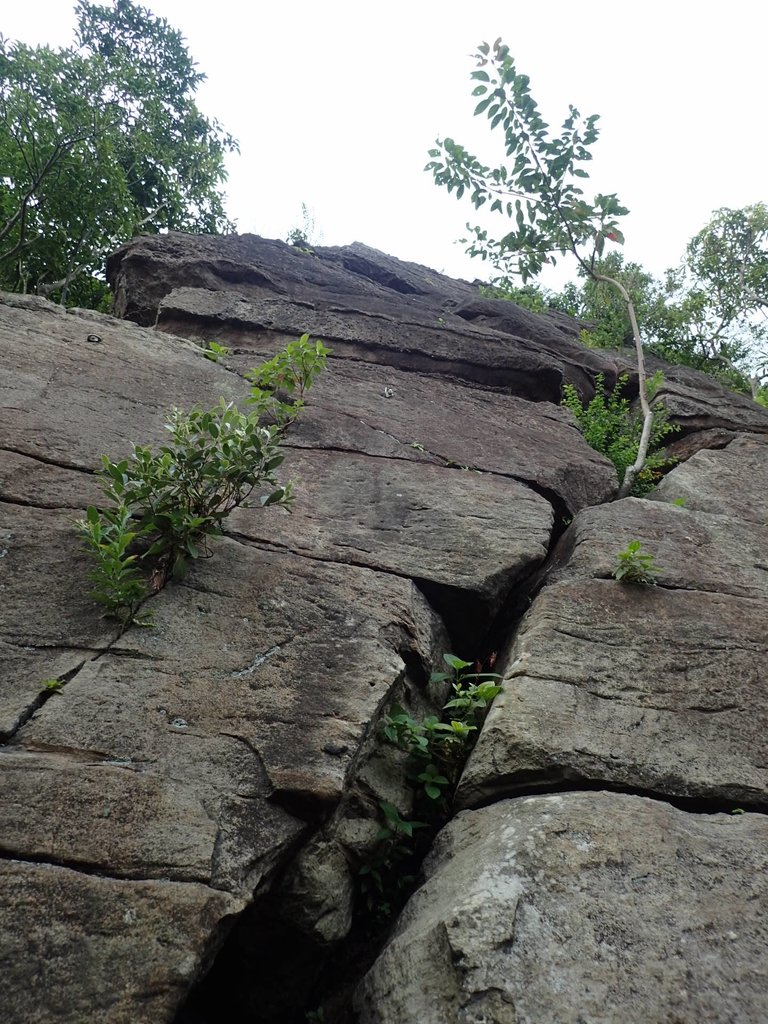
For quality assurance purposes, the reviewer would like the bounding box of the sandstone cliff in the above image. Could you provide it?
[1,233,766,1023]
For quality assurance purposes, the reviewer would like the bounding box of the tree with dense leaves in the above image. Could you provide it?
[0,0,237,306]
[666,204,768,398]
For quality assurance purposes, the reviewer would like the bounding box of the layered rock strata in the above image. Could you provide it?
[1,234,767,1022]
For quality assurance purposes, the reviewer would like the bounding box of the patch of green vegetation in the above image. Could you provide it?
[612,540,660,585]
[202,340,230,362]
[562,372,678,495]
[77,335,328,625]
[359,654,501,921]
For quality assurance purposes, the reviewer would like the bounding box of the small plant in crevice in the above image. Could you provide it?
[360,653,501,922]
[246,334,329,428]
[202,340,230,362]
[562,372,678,496]
[358,801,428,924]
[76,335,328,625]
[384,654,501,809]
[42,678,63,693]
[613,540,660,586]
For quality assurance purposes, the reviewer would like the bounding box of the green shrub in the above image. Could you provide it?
[77,335,328,624]
[360,653,501,922]
[202,340,230,362]
[613,540,660,585]
[562,372,677,495]
[384,653,502,807]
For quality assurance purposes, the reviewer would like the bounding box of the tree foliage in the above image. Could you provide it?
[666,204,768,396]
[427,39,768,411]
[512,219,768,400]
[0,0,237,305]
[427,38,654,497]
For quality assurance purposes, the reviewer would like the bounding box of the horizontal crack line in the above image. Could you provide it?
[0,847,224,889]
[0,445,96,475]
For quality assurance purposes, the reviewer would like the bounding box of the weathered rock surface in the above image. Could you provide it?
[459,440,768,810]
[108,232,768,438]
[650,431,768,522]
[0,860,240,1024]
[0,290,451,1022]
[3,232,768,1023]
[356,792,768,1024]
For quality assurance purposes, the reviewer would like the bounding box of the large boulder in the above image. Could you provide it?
[459,437,768,810]
[356,792,768,1024]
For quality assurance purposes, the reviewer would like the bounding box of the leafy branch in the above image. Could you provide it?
[427,38,657,496]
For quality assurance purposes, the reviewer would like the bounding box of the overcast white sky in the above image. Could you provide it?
[5,1,767,288]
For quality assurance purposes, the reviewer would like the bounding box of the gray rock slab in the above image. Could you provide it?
[0,504,116,737]
[154,284,589,400]
[650,433,768,523]
[0,859,241,1024]
[654,370,768,436]
[0,449,102,509]
[0,291,244,469]
[548,496,768,600]
[12,537,446,883]
[459,582,768,809]
[230,448,554,606]
[227,352,616,516]
[356,792,768,1024]
[460,492,768,808]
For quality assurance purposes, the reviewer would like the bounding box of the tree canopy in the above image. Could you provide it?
[0,0,237,306]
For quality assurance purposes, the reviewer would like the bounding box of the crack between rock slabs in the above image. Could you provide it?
[516,668,758,713]
[2,640,109,655]
[591,572,768,602]
[0,847,218,888]
[0,445,97,475]
[234,339,533,390]
[470,778,768,817]
[223,528,418,584]
[1,615,161,745]
[0,495,92,511]
[283,416,565,512]
[1,659,92,745]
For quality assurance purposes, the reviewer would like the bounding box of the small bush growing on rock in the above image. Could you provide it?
[361,653,501,921]
[202,340,230,362]
[77,335,328,624]
[77,502,154,624]
[384,653,502,806]
[613,540,660,585]
[562,372,677,496]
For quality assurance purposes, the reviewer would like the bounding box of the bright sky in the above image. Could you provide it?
[5,1,767,288]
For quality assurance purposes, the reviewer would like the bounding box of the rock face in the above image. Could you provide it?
[2,234,768,1023]
[457,438,768,812]
[356,793,768,1024]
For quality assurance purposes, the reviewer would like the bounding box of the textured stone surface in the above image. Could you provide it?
[356,792,768,1024]
[0,860,241,1024]
[461,438,768,809]
[274,355,617,516]
[230,448,554,632]
[459,496,768,809]
[0,290,452,1018]
[650,432,768,522]
[5,229,768,1022]
[108,232,768,439]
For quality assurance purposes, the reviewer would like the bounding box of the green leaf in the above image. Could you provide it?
[443,653,473,671]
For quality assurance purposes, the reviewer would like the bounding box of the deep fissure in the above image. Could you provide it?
[170,484,598,1024]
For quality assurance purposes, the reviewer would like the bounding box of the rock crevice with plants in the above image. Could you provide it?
[1,232,767,1023]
